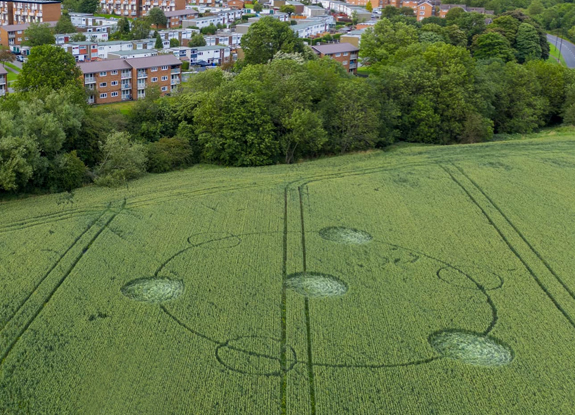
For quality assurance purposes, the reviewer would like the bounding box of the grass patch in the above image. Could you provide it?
[548,41,567,66]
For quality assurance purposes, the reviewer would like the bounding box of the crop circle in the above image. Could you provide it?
[121,277,184,303]
[319,227,372,244]
[216,336,296,376]
[429,330,513,367]
[285,272,348,298]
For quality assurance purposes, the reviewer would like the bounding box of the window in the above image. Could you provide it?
[420,11,424,14]
[161,65,168,70]
[111,81,118,86]
[99,71,107,76]
[161,86,168,91]
[343,52,348,56]
[111,70,118,75]
[151,66,158,71]
[111,91,118,97]
[161,76,168,81]
[420,5,424,8]
[99,82,107,87]
[100,93,107,98]
[342,60,348,65]
[152,77,158,82]
[335,53,341,57]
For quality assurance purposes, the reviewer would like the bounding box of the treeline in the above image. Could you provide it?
[1,15,575,195]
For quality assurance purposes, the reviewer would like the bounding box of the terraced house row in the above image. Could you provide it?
[79,54,182,104]
[99,0,185,18]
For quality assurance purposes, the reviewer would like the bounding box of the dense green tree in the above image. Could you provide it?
[54,10,77,34]
[22,22,55,47]
[451,12,487,44]
[515,23,542,63]
[94,132,148,186]
[194,86,278,166]
[445,7,465,22]
[146,138,193,173]
[254,1,263,12]
[360,19,419,67]
[398,6,414,16]
[526,60,575,122]
[155,34,163,49]
[148,7,168,28]
[71,32,87,41]
[17,46,83,97]
[280,108,326,163]
[472,32,515,62]
[47,151,86,192]
[188,33,206,46]
[381,5,399,18]
[280,4,295,16]
[421,16,445,26]
[131,19,151,40]
[116,17,131,37]
[240,16,305,65]
[78,0,99,13]
[169,38,180,47]
[200,23,218,35]
[0,46,15,65]
[365,1,373,12]
[0,129,38,192]
[500,10,548,60]
[444,25,467,47]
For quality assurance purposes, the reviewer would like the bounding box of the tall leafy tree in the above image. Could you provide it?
[131,19,151,40]
[188,33,206,47]
[22,22,55,47]
[360,19,419,67]
[17,46,84,101]
[155,34,163,49]
[515,23,542,63]
[472,32,516,62]
[79,0,99,13]
[0,46,15,65]
[54,10,77,34]
[148,7,167,28]
[240,16,305,65]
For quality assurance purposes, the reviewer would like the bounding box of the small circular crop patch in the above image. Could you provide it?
[319,227,372,245]
[429,330,513,367]
[121,277,184,303]
[285,272,348,298]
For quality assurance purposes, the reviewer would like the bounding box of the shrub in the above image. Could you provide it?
[48,151,87,192]
[146,137,194,173]
[94,132,147,187]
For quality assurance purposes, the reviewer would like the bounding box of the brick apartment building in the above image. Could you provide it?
[0,21,55,52]
[164,9,198,28]
[0,0,60,25]
[311,42,359,74]
[0,65,7,96]
[99,0,185,19]
[79,54,182,104]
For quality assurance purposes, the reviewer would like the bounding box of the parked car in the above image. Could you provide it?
[16,55,24,62]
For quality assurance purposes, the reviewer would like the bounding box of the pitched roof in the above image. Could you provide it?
[164,9,199,17]
[0,66,8,75]
[78,59,132,74]
[125,54,182,69]
[311,42,359,54]
[0,21,57,32]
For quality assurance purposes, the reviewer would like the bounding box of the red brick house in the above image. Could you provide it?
[311,43,359,75]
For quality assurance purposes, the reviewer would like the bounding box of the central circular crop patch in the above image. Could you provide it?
[429,330,513,367]
[121,277,184,303]
[319,227,372,244]
[285,272,348,298]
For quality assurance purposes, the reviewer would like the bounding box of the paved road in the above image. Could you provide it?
[547,34,575,68]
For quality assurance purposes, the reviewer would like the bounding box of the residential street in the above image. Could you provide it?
[547,34,575,68]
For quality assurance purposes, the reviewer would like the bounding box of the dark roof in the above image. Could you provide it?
[124,54,182,69]
[0,21,56,32]
[0,66,7,75]
[78,59,131,74]
[311,42,359,55]
[164,9,199,17]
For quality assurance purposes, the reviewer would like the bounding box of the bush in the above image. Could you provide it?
[94,132,147,187]
[146,137,194,173]
[48,151,87,192]
[182,61,190,70]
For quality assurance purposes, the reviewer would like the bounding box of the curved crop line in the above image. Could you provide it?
[440,164,575,331]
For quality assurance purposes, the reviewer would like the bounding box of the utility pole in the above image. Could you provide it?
[559,36,564,64]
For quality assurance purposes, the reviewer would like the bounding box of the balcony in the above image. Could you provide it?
[122,83,131,89]
[171,68,180,74]
[137,72,147,79]
[171,78,180,85]
[84,76,96,83]
[0,77,6,85]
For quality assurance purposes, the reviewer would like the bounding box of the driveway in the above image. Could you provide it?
[547,34,575,68]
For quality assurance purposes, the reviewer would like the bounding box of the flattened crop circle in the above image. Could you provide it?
[319,227,372,245]
[215,336,296,376]
[121,277,184,303]
[285,272,348,298]
[429,330,513,367]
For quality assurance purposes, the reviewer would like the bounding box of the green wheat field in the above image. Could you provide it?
[2,131,575,414]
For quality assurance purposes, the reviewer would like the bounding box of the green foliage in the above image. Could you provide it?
[240,16,305,65]
[155,34,164,49]
[472,32,516,62]
[94,132,147,186]
[280,4,295,15]
[365,1,373,12]
[169,38,180,47]
[47,151,87,192]
[515,22,542,62]
[0,45,15,65]
[71,32,87,42]
[54,10,77,34]
[131,18,152,40]
[22,22,55,47]
[148,7,168,27]
[146,137,194,173]
[200,23,218,35]
[254,1,263,12]
[188,33,206,47]
[16,45,83,97]
[79,0,99,13]
[360,19,419,67]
